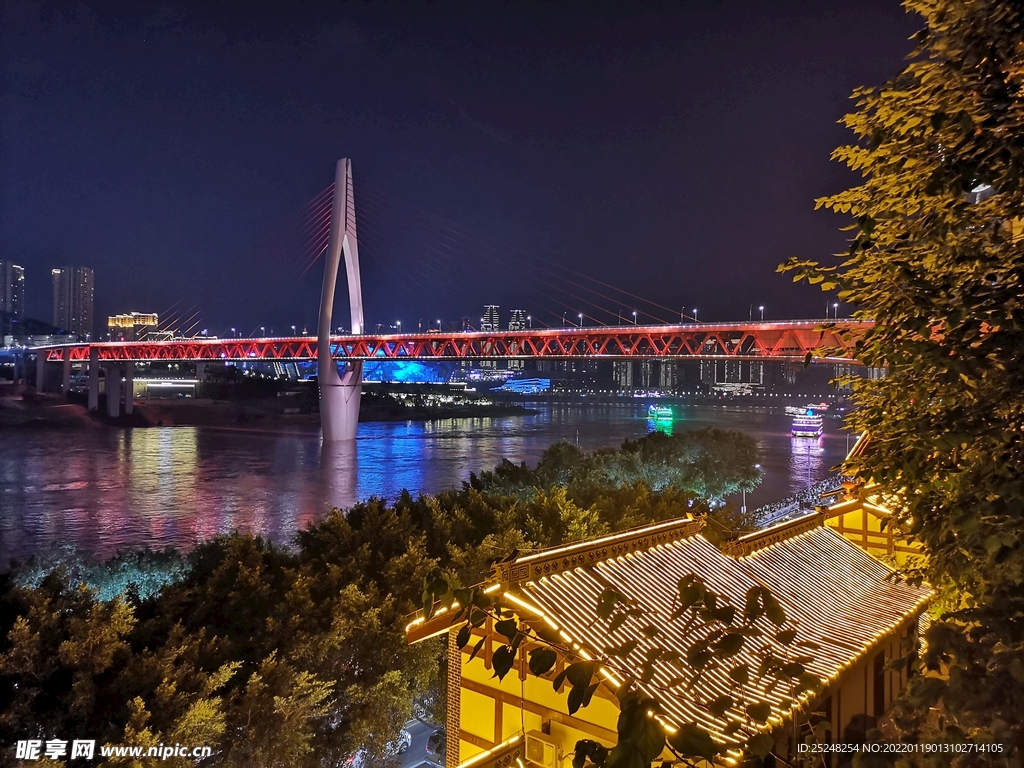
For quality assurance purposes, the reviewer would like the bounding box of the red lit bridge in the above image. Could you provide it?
[40,320,869,364]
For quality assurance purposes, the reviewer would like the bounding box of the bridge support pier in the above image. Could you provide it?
[106,365,121,418]
[318,158,364,442]
[88,348,99,412]
[124,364,134,415]
[61,356,71,395]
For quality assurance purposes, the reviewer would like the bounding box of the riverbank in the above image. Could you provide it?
[0,393,536,430]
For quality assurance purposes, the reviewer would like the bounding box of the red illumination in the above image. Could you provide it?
[42,320,870,363]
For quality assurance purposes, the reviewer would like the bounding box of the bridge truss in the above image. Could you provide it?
[41,320,869,364]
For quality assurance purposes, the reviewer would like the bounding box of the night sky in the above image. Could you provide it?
[2,1,918,336]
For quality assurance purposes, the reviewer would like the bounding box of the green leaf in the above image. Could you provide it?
[528,647,558,677]
[551,668,568,691]
[607,612,631,634]
[713,604,736,625]
[495,618,518,643]
[763,591,786,627]
[774,628,797,645]
[708,695,733,717]
[455,624,471,650]
[713,632,745,658]
[605,639,640,658]
[728,664,749,686]
[565,661,597,689]
[781,662,806,678]
[746,701,771,723]
[572,740,608,768]
[667,723,721,762]
[597,588,627,620]
[492,645,516,681]
[743,586,765,624]
[1009,658,1024,683]
[469,635,487,661]
[746,733,775,759]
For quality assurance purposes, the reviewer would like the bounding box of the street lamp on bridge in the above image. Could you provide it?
[527,315,532,328]
[291,325,296,335]
[578,313,583,327]
[692,309,698,323]
[759,306,764,321]
[632,311,637,324]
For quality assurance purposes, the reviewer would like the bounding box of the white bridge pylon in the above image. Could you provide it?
[318,159,364,442]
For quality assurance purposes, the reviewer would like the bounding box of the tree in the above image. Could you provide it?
[782,0,1024,752]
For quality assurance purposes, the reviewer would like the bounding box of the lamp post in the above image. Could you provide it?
[231,327,236,338]
[396,320,401,333]
[291,325,296,335]
[562,312,566,327]
[260,326,265,337]
[759,305,764,321]
[578,313,583,327]
[632,311,637,325]
[833,302,839,319]
[527,315,532,328]
[692,308,698,323]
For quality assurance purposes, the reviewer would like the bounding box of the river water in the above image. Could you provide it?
[0,402,850,566]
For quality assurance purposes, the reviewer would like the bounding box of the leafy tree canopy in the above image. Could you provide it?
[782,0,1024,753]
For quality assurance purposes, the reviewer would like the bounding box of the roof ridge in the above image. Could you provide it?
[722,510,826,557]
[488,516,705,585]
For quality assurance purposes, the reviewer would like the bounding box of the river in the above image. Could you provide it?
[0,402,851,566]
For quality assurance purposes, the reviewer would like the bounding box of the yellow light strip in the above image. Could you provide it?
[403,601,459,633]
[457,732,524,768]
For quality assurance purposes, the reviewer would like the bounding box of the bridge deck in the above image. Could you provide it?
[39,320,870,363]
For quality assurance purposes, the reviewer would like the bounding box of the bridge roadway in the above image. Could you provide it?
[40,319,870,364]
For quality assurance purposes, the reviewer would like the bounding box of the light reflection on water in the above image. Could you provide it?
[0,403,850,564]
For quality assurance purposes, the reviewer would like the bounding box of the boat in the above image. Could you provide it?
[785,402,830,416]
[791,410,824,438]
[647,405,673,420]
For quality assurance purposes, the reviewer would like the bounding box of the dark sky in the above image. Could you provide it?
[1,1,918,336]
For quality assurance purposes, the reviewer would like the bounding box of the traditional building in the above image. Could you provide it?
[408,514,931,767]
[822,434,922,567]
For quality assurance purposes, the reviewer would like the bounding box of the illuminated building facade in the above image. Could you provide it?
[409,515,931,767]
[481,305,500,332]
[508,309,527,331]
[52,266,94,338]
[108,312,159,341]
[0,261,25,318]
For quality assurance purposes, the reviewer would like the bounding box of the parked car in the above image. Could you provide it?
[425,727,446,764]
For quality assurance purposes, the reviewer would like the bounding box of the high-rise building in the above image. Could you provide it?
[52,266,95,338]
[481,304,500,332]
[0,261,25,318]
[508,309,527,331]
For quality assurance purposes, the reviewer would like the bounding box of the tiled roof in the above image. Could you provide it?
[505,519,931,748]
